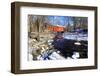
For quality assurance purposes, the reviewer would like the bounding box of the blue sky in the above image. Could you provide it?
[47,16,74,26]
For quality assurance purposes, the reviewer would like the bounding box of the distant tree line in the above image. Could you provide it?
[28,15,88,33]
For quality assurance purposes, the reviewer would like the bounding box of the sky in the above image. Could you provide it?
[47,16,74,26]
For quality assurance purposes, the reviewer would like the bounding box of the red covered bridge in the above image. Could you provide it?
[47,25,65,32]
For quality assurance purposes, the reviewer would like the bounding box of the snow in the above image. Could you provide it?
[63,33,88,41]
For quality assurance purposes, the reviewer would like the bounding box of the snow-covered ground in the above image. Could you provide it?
[63,33,88,41]
[28,48,80,61]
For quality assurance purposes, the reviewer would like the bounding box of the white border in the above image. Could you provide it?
[20,6,95,70]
